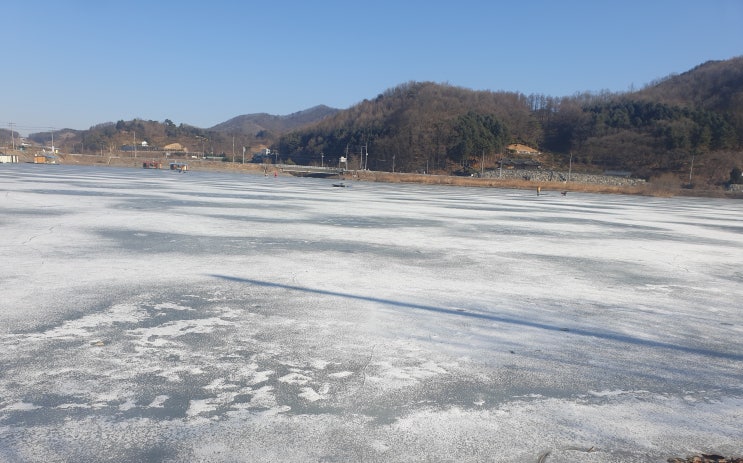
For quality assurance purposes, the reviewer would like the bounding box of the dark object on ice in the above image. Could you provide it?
[536,445,596,461]
[561,191,567,196]
[668,455,743,463]
[332,182,347,188]
[169,162,189,172]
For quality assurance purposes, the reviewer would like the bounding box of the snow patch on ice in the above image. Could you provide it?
[589,389,630,397]
[2,402,40,411]
[298,387,324,402]
[22,302,147,341]
[129,316,232,340]
[118,398,137,411]
[153,302,193,312]
[148,395,169,408]
[279,372,312,385]
[309,359,331,370]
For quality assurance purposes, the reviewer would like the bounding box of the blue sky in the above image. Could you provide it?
[3,0,742,135]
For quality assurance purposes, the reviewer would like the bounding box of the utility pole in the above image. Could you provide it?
[568,152,573,182]
[134,131,137,158]
[358,144,367,170]
[242,146,246,164]
[232,136,235,163]
[9,122,15,150]
[689,155,695,185]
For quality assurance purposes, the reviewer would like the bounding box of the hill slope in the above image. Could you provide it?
[209,105,339,135]
[635,57,743,112]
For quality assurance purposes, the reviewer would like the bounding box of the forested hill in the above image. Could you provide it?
[634,58,743,113]
[276,57,743,186]
[276,83,535,173]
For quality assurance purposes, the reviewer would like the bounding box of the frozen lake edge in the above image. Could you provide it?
[1,164,742,462]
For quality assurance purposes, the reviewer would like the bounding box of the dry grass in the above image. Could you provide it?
[349,170,656,196]
[55,153,268,174]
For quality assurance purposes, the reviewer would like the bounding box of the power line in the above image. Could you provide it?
[3,123,58,131]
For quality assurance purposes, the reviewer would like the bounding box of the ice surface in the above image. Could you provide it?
[1,164,742,462]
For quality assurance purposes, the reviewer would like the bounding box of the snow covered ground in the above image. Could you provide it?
[1,164,741,462]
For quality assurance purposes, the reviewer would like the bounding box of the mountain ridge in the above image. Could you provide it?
[209,105,340,135]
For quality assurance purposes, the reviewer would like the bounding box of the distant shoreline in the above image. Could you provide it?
[9,152,742,199]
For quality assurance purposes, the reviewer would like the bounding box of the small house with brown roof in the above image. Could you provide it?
[507,144,540,155]
[163,143,186,152]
